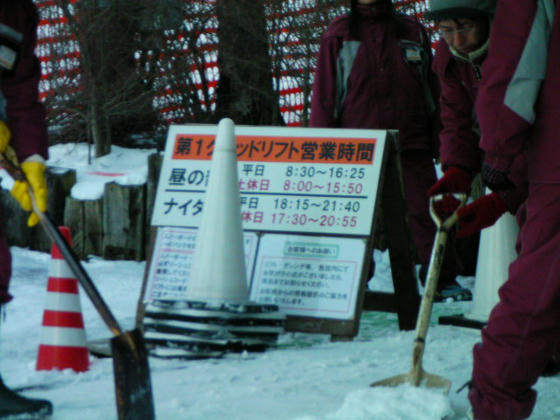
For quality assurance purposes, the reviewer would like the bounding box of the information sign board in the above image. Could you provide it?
[151,125,386,236]
[137,125,417,339]
[250,234,366,320]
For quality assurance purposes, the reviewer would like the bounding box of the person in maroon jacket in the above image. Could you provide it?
[467,0,560,418]
[310,0,467,300]
[0,1,51,418]
[424,0,528,231]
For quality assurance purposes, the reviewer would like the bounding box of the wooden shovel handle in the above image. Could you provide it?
[408,194,467,383]
[429,193,467,230]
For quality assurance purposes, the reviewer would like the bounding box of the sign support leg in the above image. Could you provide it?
[363,133,420,331]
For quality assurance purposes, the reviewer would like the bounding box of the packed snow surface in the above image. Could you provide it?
[2,247,559,420]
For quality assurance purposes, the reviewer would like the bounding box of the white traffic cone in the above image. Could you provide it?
[186,118,249,303]
[36,226,89,372]
[468,195,519,322]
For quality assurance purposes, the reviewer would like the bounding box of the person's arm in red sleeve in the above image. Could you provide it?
[477,0,545,190]
[433,41,483,174]
[457,152,528,237]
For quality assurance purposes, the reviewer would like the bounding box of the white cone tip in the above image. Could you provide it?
[215,118,236,153]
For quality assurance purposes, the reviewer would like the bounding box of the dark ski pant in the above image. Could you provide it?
[400,151,459,287]
[0,204,12,304]
[469,183,560,420]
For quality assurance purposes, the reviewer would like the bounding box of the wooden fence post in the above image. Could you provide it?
[0,189,30,247]
[64,197,103,259]
[103,182,146,261]
[145,152,162,252]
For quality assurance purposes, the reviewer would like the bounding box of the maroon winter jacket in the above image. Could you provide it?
[0,0,48,162]
[477,0,559,185]
[310,4,439,154]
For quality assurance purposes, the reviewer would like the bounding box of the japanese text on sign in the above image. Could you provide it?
[250,234,366,320]
[172,134,376,163]
[145,227,258,302]
[152,126,386,236]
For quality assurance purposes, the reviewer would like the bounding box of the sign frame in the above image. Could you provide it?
[136,125,420,339]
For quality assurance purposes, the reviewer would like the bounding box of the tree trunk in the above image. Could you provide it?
[215,0,283,125]
[90,95,111,158]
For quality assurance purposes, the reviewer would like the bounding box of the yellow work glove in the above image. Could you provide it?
[0,121,10,153]
[10,160,47,227]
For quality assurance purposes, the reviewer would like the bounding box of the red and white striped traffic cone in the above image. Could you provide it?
[36,226,89,372]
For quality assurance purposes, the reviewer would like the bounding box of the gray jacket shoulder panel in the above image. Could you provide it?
[505,0,555,123]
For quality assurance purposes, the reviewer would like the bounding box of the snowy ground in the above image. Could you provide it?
[1,247,559,420]
[1,144,558,419]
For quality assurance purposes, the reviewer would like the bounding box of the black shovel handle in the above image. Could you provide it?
[0,151,123,337]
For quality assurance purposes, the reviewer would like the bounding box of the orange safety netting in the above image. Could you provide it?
[34,0,432,127]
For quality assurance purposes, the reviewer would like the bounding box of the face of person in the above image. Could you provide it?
[438,18,488,55]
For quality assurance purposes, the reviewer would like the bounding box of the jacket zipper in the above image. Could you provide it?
[473,64,482,81]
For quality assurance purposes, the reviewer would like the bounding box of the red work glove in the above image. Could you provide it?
[428,166,472,217]
[456,192,507,238]
[428,166,473,196]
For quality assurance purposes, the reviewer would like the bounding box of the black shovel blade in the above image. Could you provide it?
[111,328,155,420]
